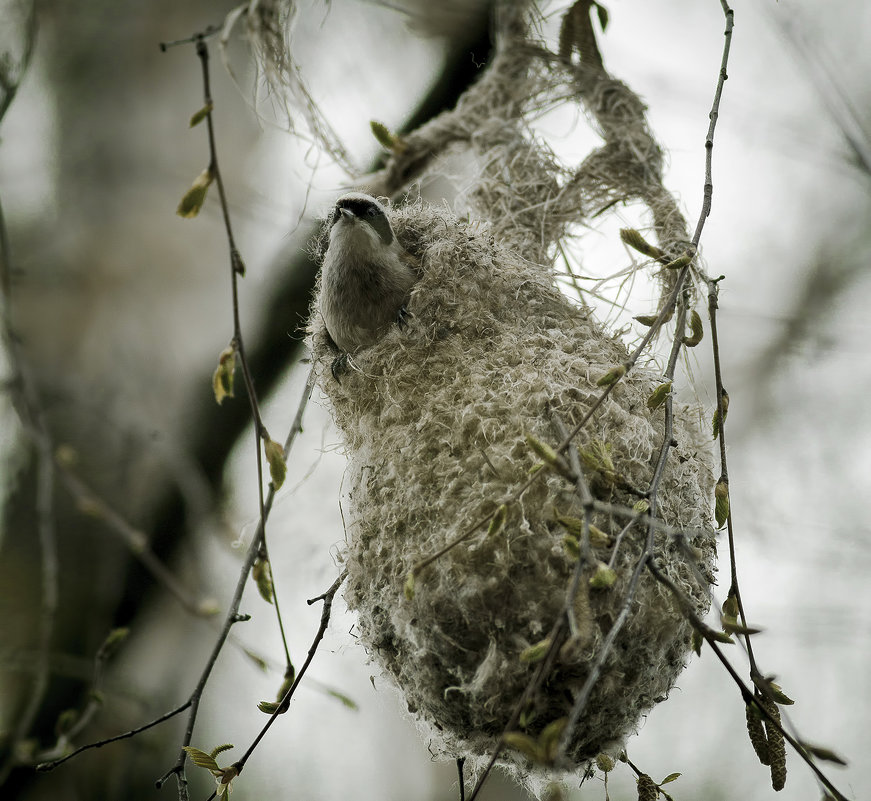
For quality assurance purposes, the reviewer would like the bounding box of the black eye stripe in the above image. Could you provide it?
[336,198,379,218]
[334,197,394,245]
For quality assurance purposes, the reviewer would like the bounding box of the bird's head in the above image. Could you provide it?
[329,192,396,248]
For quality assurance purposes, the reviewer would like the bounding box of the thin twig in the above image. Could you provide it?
[36,702,192,772]
[37,34,320,795]
[233,571,347,769]
[646,560,849,801]
[38,367,317,780]
[55,463,214,617]
[467,3,734,796]
[0,184,60,787]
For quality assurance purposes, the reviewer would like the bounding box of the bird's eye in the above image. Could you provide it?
[366,206,379,217]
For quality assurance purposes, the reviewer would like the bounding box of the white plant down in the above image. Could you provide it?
[309,200,716,780]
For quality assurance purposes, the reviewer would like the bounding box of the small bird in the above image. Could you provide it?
[319,193,417,373]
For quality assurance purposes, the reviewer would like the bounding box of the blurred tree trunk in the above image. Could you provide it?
[0,2,493,798]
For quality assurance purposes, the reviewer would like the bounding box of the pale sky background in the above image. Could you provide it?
[2,1,870,800]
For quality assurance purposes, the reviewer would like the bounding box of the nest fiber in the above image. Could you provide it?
[310,203,716,771]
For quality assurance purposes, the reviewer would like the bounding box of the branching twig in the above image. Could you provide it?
[232,570,347,771]
[36,702,192,773]
[466,3,734,797]
[55,463,216,617]
[0,181,60,789]
[646,560,849,801]
[188,571,348,801]
[36,32,323,799]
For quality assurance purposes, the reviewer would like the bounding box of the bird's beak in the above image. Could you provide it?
[339,207,355,222]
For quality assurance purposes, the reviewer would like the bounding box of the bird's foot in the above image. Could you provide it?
[331,353,351,382]
[396,305,411,330]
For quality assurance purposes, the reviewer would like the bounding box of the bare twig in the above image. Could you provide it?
[233,570,347,770]
[55,463,216,617]
[37,702,193,773]
[0,183,60,789]
[646,560,849,801]
[36,32,322,797]
[466,3,734,797]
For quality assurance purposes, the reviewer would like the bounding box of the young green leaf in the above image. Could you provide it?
[539,717,568,762]
[183,746,220,774]
[370,120,402,151]
[403,571,416,601]
[562,534,580,560]
[801,742,847,766]
[503,731,545,763]
[327,689,359,711]
[595,2,609,32]
[487,504,508,537]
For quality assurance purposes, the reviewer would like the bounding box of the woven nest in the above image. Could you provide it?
[309,202,716,777]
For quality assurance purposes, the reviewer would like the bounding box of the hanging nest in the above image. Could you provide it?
[307,0,716,785]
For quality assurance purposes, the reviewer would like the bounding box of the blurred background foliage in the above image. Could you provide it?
[0,1,869,799]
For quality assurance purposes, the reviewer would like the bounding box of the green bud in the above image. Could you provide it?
[683,310,704,347]
[370,120,404,152]
[691,627,704,656]
[487,504,508,537]
[589,561,617,589]
[619,228,664,260]
[54,709,78,738]
[520,638,552,663]
[646,382,672,411]
[212,345,236,405]
[252,557,274,604]
[596,753,615,772]
[712,389,730,438]
[264,435,287,490]
[714,479,730,527]
[189,102,214,127]
[596,364,627,387]
[177,167,213,218]
[663,250,694,270]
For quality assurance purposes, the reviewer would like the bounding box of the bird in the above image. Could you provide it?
[318,192,417,375]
